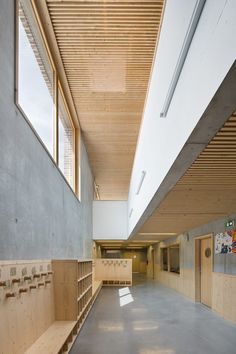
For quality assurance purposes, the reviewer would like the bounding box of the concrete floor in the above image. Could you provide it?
[70,274,236,354]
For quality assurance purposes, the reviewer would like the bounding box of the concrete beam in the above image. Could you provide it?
[129,60,236,238]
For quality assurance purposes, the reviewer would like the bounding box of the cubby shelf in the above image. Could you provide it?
[78,271,93,282]
[77,298,92,320]
[50,260,100,353]
[77,284,92,302]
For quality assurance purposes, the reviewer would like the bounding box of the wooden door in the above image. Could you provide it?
[200,237,212,307]
[123,252,139,272]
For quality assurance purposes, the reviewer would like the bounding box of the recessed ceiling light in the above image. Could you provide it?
[138,233,177,236]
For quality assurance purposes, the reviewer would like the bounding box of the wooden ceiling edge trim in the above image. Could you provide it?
[31,0,81,130]
[129,0,167,176]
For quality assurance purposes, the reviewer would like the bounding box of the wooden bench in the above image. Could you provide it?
[25,321,77,354]
[25,282,102,354]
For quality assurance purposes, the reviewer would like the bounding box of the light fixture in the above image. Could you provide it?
[94,181,100,200]
[136,170,146,195]
[138,232,177,236]
[160,0,206,118]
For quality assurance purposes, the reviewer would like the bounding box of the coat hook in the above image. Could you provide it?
[12,278,20,284]
[19,288,28,294]
[29,285,37,290]
[6,292,15,298]
[38,282,45,288]
[33,274,41,279]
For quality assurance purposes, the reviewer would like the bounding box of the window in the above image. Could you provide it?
[16,1,79,194]
[161,244,180,274]
[17,0,54,155]
[169,245,180,274]
[58,88,75,188]
[161,248,168,271]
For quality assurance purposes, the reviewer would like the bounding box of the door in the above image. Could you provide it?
[123,251,139,272]
[132,253,139,273]
[200,237,212,307]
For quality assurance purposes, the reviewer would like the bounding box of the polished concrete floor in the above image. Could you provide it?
[70,274,236,354]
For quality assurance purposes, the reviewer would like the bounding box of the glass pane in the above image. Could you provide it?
[58,90,74,188]
[18,0,54,155]
[170,246,180,274]
[162,248,168,271]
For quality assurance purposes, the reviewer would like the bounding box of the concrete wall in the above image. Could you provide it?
[128,0,236,234]
[0,0,93,259]
[93,201,128,240]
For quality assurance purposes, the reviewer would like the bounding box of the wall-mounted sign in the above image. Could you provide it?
[225,219,235,229]
[215,230,236,254]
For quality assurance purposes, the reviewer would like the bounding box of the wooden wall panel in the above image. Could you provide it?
[155,264,195,301]
[212,272,236,324]
[94,258,132,285]
[0,260,54,354]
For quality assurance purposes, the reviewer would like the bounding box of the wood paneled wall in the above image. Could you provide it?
[155,265,195,301]
[0,260,54,354]
[122,251,147,273]
[94,258,132,284]
[212,272,236,324]
[154,242,236,324]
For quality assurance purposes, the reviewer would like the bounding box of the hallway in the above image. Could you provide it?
[70,275,236,354]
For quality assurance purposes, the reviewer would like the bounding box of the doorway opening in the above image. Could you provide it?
[195,234,213,307]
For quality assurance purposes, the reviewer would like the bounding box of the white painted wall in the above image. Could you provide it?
[128,0,236,234]
[93,201,128,239]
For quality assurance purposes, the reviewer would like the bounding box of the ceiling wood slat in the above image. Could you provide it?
[135,112,236,241]
[46,0,164,199]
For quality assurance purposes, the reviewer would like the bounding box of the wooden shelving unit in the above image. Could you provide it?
[52,260,93,321]
[0,259,102,354]
[50,260,100,353]
[76,261,93,332]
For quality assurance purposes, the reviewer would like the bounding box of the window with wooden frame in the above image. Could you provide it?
[58,87,75,189]
[161,248,168,271]
[16,0,79,195]
[16,0,55,156]
[169,244,180,274]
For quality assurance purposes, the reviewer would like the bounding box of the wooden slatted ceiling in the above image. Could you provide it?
[135,113,236,240]
[46,0,165,200]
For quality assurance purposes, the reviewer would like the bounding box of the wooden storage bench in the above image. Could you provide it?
[25,321,77,354]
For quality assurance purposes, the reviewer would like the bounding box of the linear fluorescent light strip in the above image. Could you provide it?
[136,170,146,195]
[138,233,177,236]
[160,0,206,118]
[129,208,133,218]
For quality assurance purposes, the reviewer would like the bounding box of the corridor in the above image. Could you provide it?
[70,275,236,354]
